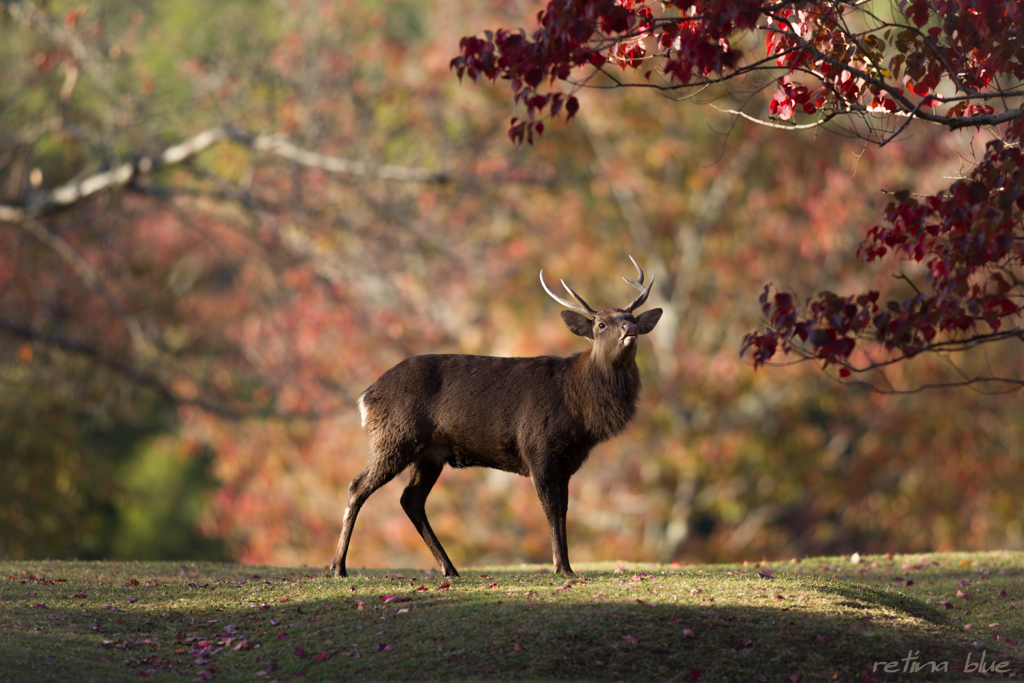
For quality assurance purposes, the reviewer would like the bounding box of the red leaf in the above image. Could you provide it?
[315,651,330,661]
[566,96,580,120]
[690,670,704,681]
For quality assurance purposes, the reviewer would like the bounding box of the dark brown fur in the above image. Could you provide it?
[330,301,661,577]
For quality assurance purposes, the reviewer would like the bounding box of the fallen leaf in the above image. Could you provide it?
[758,570,774,579]
[383,596,410,604]
[940,601,953,609]
[689,670,704,681]
[415,585,429,592]
[437,582,451,591]
[959,559,971,567]
[294,646,306,658]
[315,651,330,662]
[689,588,701,595]
[622,635,638,643]
[375,643,392,652]
[682,629,695,638]
[513,643,522,652]
[487,583,499,588]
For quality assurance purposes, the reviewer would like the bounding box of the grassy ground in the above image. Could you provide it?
[2,552,1023,681]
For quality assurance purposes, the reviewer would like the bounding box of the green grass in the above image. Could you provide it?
[2,552,1023,681]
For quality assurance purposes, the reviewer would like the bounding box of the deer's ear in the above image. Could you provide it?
[636,308,662,334]
[561,310,594,339]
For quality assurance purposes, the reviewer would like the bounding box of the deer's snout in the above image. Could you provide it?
[621,320,638,342]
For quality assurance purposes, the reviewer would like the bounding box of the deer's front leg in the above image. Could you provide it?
[533,469,573,575]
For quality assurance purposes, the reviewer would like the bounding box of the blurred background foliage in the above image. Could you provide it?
[1,0,1023,567]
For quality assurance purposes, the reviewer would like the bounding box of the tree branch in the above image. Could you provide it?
[0,126,453,220]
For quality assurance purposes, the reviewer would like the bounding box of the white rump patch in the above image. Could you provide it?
[357,391,369,429]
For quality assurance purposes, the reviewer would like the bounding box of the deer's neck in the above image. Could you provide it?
[564,350,641,442]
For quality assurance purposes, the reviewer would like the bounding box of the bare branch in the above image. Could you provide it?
[0,127,453,220]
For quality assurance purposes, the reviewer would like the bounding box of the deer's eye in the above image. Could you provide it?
[598,323,606,329]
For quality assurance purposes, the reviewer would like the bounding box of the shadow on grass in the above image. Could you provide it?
[1,565,1021,682]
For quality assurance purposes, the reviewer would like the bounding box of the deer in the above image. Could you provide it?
[330,257,662,577]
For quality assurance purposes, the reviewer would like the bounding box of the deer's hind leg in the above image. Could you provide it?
[330,440,412,577]
[401,446,458,577]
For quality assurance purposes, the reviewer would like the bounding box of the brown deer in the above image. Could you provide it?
[330,257,661,577]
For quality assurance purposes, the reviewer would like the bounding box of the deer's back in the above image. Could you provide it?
[359,354,593,474]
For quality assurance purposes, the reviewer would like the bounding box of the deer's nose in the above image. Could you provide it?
[622,321,637,337]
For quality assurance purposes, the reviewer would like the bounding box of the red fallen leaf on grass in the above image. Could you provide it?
[128,578,140,587]
[956,589,972,599]
[758,570,774,579]
[689,670,704,681]
[278,598,289,603]
[487,583,499,588]
[197,641,211,648]
[480,575,492,579]
[689,589,701,595]
[905,580,914,587]
[671,617,684,623]
[33,603,49,609]
[513,643,522,652]
[415,585,429,592]
[815,634,827,641]
[636,599,645,605]
[774,595,785,600]
[233,640,253,650]
[277,633,289,640]
[375,643,392,652]
[999,590,1008,597]
[741,638,753,647]
[383,596,411,604]
[437,582,451,590]
[622,635,638,643]
[258,603,270,610]
[294,646,307,658]
[315,651,330,662]
[940,601,953,609]
[682,629,695,638]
